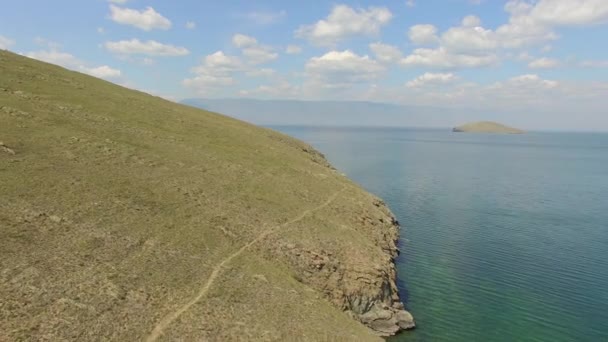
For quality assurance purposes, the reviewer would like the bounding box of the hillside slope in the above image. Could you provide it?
[0,50,413,341]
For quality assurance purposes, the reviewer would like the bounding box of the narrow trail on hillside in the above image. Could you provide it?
[144,187,346,342]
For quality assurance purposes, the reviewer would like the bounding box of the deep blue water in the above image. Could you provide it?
[272,126,608,342]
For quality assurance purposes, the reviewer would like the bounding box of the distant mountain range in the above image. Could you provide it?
[181,98,490,128]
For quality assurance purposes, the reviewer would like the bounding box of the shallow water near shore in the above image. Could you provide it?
[272,126,608,342]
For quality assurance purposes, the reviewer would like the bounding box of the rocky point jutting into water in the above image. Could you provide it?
[0,49,413,340]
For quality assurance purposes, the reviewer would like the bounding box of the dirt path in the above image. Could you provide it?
[144,187,346,342]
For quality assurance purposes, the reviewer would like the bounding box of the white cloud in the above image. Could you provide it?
[232,34,278,65]
[402,3,579,69]
[245,68,276,78]
[109,4,171,31]
[186,21,196,29]
[441,25,498,53]
[108,0,128,3]
[245,10,287,25]
[183,51,243,93]
[406,0,416,8]
[25,50,80,68]
[25,49,122,80]
[87,65,122,78]
[285,45,302,54]
[401,47,498,68]
[369,42,403,64]
[232,34,258,48]
[0,35,15,50]
[529,0,608,26]
[296,4,392,46]
[462,15,482,27]
[408,24,439,45]
[183,74,236,89]
[406,72,458,88]
[305,50,385,87]
[194,51,243,74]
[104,39,189,56]
[498,74,559,89]
[242,47,278,65]
[494,3,558,49]
[528,57,560,68]
[97,27,105,34]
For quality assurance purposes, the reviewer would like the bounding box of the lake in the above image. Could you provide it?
[272,126,608,342]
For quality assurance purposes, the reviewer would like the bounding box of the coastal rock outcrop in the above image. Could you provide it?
[267,195,415,336]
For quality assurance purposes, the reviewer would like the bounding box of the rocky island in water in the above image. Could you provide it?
[453,121,524,134]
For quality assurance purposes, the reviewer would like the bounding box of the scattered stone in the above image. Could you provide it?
[252,274,268,283]
[0,142,16,155]
[49,215,62,223]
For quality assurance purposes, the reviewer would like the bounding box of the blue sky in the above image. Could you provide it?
[1,0,608,129]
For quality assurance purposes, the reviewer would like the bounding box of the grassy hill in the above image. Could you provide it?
[453,121,524,134]
[0,50,413,341]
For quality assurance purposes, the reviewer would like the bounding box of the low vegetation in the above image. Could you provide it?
[0,50,411,341]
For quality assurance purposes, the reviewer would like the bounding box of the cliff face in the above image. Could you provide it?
[0,50,413,341]
[258,161,415,336]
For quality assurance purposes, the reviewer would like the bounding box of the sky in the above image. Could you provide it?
[1,0,608,130]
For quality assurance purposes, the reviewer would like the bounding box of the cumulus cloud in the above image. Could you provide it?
[441,25,499,53]
[25,49,122,80]
[242,47,278,65]
[305,50,385,87]
[493,74,558,90]
[528,57,560,68]
[232,34,278,65]
[401,47,498,68]
[0,35,15,50]
[232,34,258,48]
[183,51,243,93]
[108,0,128,3]
[104,39,189,56]
[529,0,608,26]
[462,15,482,27]
[186,21,196,29]
[87,65,122,78]
[194,51,243,74]
[296,4,392,46]
[401,1,593,69]
[408,24,439,45]
[245,68,276,78]
[109,4,171,31]
[406,72,458,88]
[184,33,280,94]
[369,42,403,64]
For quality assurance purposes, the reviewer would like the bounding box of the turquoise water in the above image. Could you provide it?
[272,126,608,342]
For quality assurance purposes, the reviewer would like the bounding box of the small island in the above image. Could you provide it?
[453,121,524,134]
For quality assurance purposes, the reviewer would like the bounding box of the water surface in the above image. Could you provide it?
[272,126,608,342]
